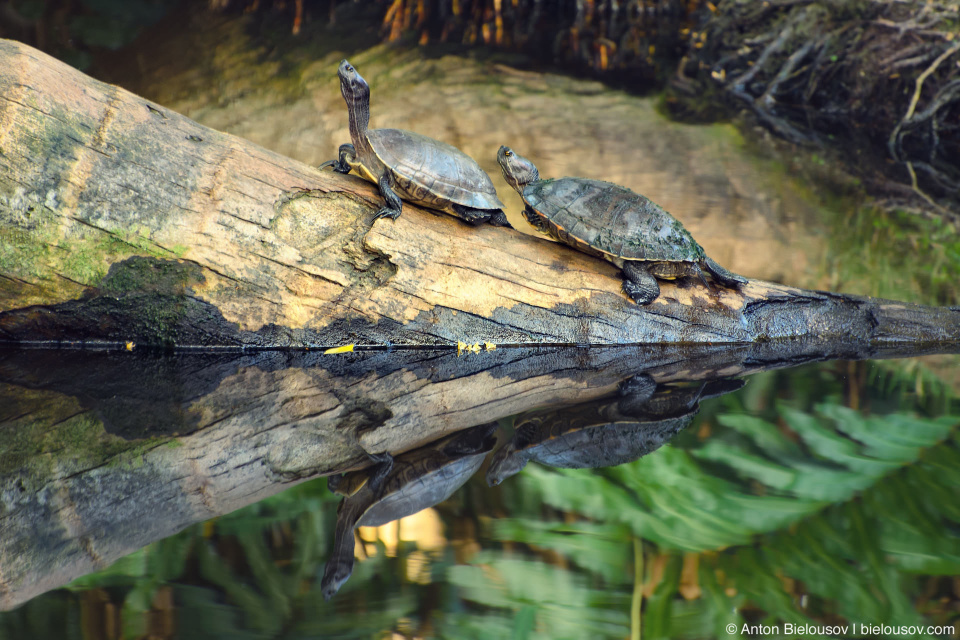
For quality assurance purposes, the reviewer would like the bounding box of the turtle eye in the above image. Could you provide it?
[504,150,513,157]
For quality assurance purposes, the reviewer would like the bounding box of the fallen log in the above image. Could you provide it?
[1,38,959,347]
[2,339,957,609]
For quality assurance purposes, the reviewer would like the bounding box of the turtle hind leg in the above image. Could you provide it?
[487,209,513,228]
[621,261,660,305]
[452,205,514,229]
[703,256,747,287]
[374,174,403,220]
[319,143,356,174]
[618,373,658,415]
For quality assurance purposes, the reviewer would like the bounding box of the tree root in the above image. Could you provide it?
[673,0,960,221]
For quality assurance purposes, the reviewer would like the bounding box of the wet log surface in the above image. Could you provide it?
[1,340,957,609]
[1,39,959,348]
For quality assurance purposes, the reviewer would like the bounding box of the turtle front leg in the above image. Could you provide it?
[621,261,660,305]
[319,143,356,174]
[374,173,403,220]
[365,451,394,492]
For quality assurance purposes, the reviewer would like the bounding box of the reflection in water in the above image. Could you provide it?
[0,347,958,638]
[322,423,498,599]
[487,376,744,486]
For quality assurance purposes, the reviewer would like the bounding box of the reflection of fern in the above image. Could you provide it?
[869,357,957,414]
[461,404,958,638]
[4,362,958,639]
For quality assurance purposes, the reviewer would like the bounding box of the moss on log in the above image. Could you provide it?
[1,39,959,348]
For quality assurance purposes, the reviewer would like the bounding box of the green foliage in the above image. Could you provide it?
[491,519,633,583]
[824,206,960,305]
[474,389,959,637]
[8,0,178,69]
[3,359,957,638]
[445,553,631,640]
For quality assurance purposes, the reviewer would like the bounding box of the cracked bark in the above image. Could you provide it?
[2,38,959,348]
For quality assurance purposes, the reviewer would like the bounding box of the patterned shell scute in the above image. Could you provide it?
[356,454,488,527]
[520,418,691,469]
[369,128,504,210]
[524,178,705,261]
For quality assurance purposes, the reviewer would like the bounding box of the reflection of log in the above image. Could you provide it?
[1,340,958,609]
[2,39,959,347]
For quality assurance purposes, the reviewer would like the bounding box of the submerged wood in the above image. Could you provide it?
[1,40,958,347]
[1,341,957,609]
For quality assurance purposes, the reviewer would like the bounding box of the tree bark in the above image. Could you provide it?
[1,39,958,347]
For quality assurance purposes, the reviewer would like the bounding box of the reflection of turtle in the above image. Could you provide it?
[322,60,510,227]
[321,422,498,599]
[486,375,744,486]
[496,146,746,304]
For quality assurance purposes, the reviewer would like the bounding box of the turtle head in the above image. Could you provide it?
[337,59,370,106]
[497,146,540,194]
[321,554,356,601]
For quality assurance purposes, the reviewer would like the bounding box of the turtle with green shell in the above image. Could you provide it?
[321,60,511,228]
[497,146,746,304]
[321,422,498,599]
[486,376,745,486]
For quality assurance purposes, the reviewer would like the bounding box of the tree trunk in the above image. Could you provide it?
[1,39,958,347]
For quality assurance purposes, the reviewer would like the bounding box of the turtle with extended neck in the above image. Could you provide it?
[486,376,745,486]
[496,146,746,304]
[321,60,510,228]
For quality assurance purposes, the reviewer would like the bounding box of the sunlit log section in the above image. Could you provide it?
[2,38,959,348]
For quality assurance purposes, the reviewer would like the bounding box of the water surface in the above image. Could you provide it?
[1,346,957,639]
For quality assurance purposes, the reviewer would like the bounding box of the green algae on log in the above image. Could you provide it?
[1,39,959,348]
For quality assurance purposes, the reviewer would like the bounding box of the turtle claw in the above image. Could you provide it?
[374,207,401,221]
[319,159,351,174]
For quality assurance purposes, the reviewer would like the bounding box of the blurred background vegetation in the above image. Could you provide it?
[2,358,957,639]
[2,4,959,635]
[2,0,957,220]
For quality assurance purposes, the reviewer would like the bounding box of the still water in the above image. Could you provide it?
[1,346,958,639]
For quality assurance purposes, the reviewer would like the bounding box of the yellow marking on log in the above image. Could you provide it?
[456,341,482,356]
[324,343,355,354]
[125,342,135,351]
[484,342,496,351]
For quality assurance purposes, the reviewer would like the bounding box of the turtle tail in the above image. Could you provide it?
[703,256,747,287]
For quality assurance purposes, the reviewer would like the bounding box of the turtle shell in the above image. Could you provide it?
[357,452,488,527]
[369,129,504,211]
[354,422,497,526]
[485,379,750,486]
[522,177,705,262]
[507,403,692,470]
